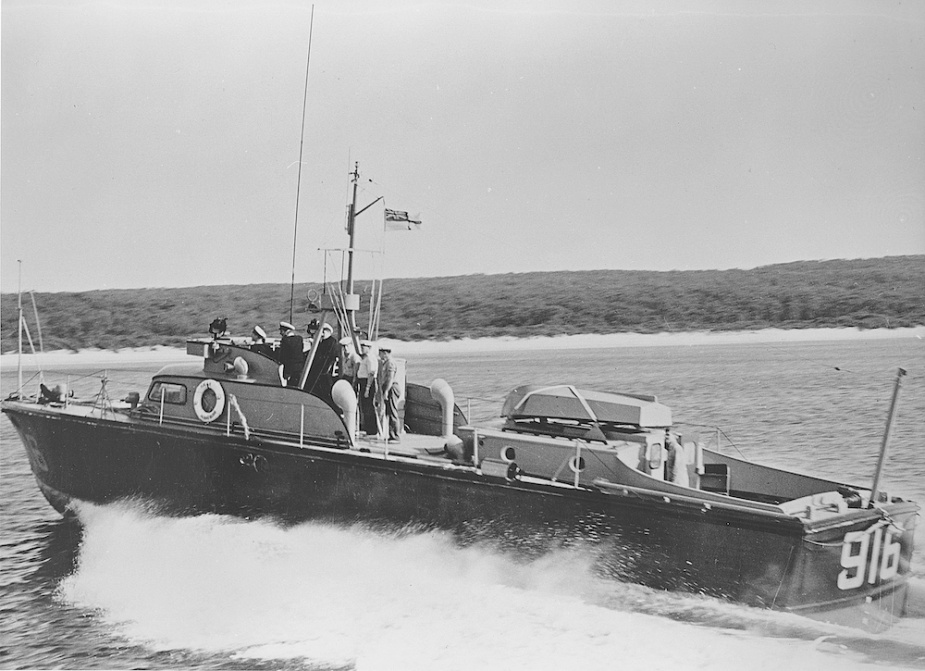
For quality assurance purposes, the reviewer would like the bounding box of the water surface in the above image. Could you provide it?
[2,339,923,670]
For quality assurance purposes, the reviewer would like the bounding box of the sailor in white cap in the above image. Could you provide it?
[249,325,276,359]
[303,322,339,401]
[337,336,360,385]
[278,321,304,386]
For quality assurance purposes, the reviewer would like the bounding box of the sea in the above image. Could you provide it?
[1,338,924,671]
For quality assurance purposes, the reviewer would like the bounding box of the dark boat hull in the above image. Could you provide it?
[5,403,916,631]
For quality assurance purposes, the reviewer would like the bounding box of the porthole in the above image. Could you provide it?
[501,446,516,462]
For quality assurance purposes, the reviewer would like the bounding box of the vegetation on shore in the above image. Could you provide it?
[2,256,922,353]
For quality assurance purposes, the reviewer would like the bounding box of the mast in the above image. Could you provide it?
[342,162,383,348]
[344,163,361,347]
[869,367,906,507]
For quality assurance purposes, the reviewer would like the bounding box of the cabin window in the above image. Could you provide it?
[148,382,187,405]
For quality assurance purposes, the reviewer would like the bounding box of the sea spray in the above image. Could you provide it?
[52,502,919,671]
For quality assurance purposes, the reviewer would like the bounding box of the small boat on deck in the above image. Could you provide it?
[2,167,918,634]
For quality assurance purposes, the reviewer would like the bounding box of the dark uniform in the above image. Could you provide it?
[278,322,305,386]
[251,341,277,359]
[304,330,340,402]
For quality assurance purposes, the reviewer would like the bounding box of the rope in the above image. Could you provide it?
[229,394,251,440]
[6,370,42,399]
[770,545,796,607]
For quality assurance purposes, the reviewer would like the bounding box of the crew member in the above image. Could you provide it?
[338,336,359,385]
[249,325,276,359]
[303,322,339,402]
[378,346,401,442]
[356,340,379,435]
[278,321,304,386]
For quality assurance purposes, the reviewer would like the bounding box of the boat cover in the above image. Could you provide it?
[502,385,672,428]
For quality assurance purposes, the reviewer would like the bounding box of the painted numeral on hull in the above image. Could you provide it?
[837,526,900,590]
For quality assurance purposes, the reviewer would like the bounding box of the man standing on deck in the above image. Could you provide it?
[278,321,304,386]
[378,346,401,442]
[356,340,378,435]
[338,337,359,385]
[303,322,339,402]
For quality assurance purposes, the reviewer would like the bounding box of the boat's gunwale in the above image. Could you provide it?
[6,397,911,535]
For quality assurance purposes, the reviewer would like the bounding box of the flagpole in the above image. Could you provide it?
[343,165,385,347]
[373,278,384,339]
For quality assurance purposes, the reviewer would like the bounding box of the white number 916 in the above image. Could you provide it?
[837,526,901,590]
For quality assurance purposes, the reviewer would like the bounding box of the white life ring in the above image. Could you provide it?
[193,379,226,423]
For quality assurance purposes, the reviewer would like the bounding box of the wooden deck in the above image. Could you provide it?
[354,431,452,461]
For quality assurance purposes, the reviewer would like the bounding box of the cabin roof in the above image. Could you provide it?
[153,362,206,378]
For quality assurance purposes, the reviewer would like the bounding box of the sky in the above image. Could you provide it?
[2,0,923,293]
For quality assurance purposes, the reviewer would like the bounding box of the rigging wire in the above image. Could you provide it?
[29,291,44,353]
[288,5,316,324]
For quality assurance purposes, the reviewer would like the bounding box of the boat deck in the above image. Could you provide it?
[353,431,454,461]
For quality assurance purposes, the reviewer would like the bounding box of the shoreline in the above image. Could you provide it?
[2,326,922,371]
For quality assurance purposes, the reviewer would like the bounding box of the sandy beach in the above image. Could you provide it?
[2,326,922,372]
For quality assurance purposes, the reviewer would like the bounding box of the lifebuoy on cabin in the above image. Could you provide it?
[193,379,226,423]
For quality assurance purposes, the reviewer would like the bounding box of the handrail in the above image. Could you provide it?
[593,478,791,519]
[134,409,350,450]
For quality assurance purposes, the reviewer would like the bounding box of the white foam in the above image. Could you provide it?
[55,504,913,671]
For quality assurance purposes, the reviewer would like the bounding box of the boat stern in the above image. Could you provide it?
[776,501,919,632]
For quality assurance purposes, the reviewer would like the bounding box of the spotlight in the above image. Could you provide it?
[209,317,227,338]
